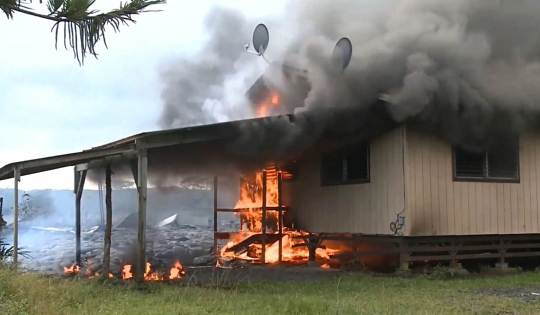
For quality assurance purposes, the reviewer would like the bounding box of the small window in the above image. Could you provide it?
[453,142,519,182]
[321,143,370,186]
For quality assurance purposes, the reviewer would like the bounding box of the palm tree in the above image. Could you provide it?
[0,0,166,65]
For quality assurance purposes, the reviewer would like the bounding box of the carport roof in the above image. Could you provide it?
[0,115,293,181]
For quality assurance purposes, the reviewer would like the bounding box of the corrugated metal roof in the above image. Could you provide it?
[0,146,136,181]
[89,115,287,150]
[0,115,294,181]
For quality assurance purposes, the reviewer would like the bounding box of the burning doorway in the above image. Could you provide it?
[214,164,345,268]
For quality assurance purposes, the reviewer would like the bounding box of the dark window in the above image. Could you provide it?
[453,142,519,182]
[321,142,370,186]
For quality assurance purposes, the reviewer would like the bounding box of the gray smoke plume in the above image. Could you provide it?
[158,5,266,128]
[159,0,540,155]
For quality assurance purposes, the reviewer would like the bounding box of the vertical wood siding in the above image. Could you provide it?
[283,127,405,234]
[406,130,540,235]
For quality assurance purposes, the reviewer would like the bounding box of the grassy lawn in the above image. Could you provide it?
[1,266,540,315]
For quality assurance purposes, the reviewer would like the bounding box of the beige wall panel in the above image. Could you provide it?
[406,130,540,235]
[287,127,405,234]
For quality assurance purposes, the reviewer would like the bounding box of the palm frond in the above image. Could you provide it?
[0,0,31,18]
[0,238,32,261]
[0,0,166,65]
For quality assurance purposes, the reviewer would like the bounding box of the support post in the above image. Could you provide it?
[397,240,411,274]
[102,165,112,279]
[136,149,148,282]
[261,170,267,266]
[277,171,283,265]
[213,176,218,256]
[0,197,4,227]
[13,167,20,266]
[238,177,243,231]
[97,178,105,225]
[75,169,87,266]
[291,233,325,267]
[499,240,506,265]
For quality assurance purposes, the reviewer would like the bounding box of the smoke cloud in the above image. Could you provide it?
[158,6,266,128]
[159,0,540,157]
[87,0,540,188]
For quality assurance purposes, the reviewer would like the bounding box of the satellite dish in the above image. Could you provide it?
[253,23,269,54]
[331,37,353,72]
[245,23,270,63]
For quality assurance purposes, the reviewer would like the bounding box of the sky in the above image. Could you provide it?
[0,0,286,191]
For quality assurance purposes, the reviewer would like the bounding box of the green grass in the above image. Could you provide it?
[1,266,539,315]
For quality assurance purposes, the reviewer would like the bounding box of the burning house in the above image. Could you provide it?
[2,12,540,279]
[1,59,539,278]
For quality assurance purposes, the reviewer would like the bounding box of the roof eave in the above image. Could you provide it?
[0,146,137,181]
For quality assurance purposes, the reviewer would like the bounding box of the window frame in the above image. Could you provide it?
[451,144,520,183]
[320,142,370,186]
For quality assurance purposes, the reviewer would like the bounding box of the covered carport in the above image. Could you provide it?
[0,146,137,274]
[0,117,255,281]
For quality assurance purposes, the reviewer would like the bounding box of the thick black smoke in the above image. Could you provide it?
[160,0,540,156]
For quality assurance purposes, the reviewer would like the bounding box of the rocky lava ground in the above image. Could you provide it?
[0,221,233,275]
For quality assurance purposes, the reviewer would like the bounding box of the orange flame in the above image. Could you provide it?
[63,260,185,281]
[271,94,279,104]
[122,264,133,280]
[218,167,343,267]
[256,92,280,117]
[169,260,184,279]
[121,260,185,280]
[63,263,114,278]
[63,264,80,274]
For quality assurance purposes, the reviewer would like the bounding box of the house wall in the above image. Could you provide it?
[405,129,540,236]
[282,127,406,234]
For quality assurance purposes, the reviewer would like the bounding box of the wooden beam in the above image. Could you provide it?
[102,165,113,279]
[213,176,218,256]
[75,169,87,266]
[238,177,243,232]
[261,170,267,266]
[13,167,20,266]
[136,149,148,282]
[74,152,138,172]
[215,207,287,212]
[277,171,283,265]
